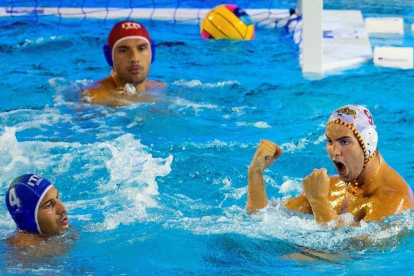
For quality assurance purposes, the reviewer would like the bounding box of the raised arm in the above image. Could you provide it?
[246,140,282,213]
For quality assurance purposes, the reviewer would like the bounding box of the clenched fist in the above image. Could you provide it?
[249,140,283,173]
[302,168,330,201]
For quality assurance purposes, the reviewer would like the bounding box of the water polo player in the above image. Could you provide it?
[6,174,69,246]
[82,20,164,106]
[247,104,414,225]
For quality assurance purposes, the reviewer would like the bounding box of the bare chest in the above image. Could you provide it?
[106,88,157,105]
[329,188,370,221]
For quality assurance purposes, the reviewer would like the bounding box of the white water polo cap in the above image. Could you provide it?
[327,105,378,166]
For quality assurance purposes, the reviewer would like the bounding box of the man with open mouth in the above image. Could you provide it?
[246,104,414,224]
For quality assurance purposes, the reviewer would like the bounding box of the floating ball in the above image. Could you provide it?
[201,4,255,40]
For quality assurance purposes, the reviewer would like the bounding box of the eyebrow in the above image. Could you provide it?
[325,134,353,141]
[117,42,148,49]
[40,190,59,208]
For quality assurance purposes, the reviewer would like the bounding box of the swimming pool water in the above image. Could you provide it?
[1,2,414,275]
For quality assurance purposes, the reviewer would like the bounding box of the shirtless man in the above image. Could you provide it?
[5,174,69,247]
[82,20,164,106]
[247,104,414,224]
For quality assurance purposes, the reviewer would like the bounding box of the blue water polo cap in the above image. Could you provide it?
[5,174,53,234]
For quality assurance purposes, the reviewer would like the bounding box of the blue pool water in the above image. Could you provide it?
[1,2,414,275]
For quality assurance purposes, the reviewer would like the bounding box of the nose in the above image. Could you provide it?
[56,199,67,214]
[332,142,342,156]
[130,48,140,63]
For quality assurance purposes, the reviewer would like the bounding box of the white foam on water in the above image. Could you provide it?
[213,177,246,208]
[91,202,148,231]
[223,106,255,119]
[86,134,173,231]
[183,139,250,150]
[172,79,240,88]
[0,128,172,233]
[0,127,82,183]
[0,212,17,239]
[0,127,30,173]
[170,97,220,114]
[49,77,94,109]
[313,134,326,145]
[98,134,172,194]
[236,121,271,128]
[164,198,414,252]
[278,176,302,195]
[15,35,64,49]
[281,138,309,153]
[49,77,73,107]
[0,107,72,133]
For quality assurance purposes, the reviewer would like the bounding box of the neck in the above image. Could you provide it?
[111,69,147,94]
[346,151,382,196]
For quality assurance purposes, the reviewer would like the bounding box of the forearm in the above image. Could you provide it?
[246,167,268,213]
[308,198,338,223]
[284,194,313,214]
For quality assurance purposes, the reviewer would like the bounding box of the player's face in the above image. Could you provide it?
[326,124,365,182]
[37,187,69,235]
[113,38,151,86]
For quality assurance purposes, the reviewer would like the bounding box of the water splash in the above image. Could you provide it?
[170,97,220,114]
[0,128,173,234]
[172,79,240,88]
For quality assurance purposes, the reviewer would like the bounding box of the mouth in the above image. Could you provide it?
[60,213,69,226]
[129,66,143,74]
[333,160,347,177]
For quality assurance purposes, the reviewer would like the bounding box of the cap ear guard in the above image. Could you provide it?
[11,209,39,233]
[103,40,156,67]
[360,127,378,157]
[150,40,155,63]
[103,44,113,67]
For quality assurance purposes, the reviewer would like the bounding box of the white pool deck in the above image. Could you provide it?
[322,10,372,72]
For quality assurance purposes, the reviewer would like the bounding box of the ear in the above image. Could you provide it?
[103,44,113,67]
[150,40,156,63]
[12,209,40,233]
[12,209,25,222]
[361,127,378,157]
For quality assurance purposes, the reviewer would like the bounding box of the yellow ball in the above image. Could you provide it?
[201,4,255,40]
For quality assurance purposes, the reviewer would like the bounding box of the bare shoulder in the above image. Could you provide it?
[380,163,413,197]
[6,231,45,247]
[82,77,112,95]
[365,165,414,220]
[146,79,167,89]
[81,77,114,105]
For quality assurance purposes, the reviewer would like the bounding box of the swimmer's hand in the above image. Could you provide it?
[247,140,282,213]
[302,168,338,223]
[303,168,330,201]
[249,140,283,173]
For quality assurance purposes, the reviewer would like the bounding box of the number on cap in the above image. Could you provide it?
[8,188,20,207]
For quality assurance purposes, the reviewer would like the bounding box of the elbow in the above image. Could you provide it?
[245,204,257,214]
[245,199,268,214]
